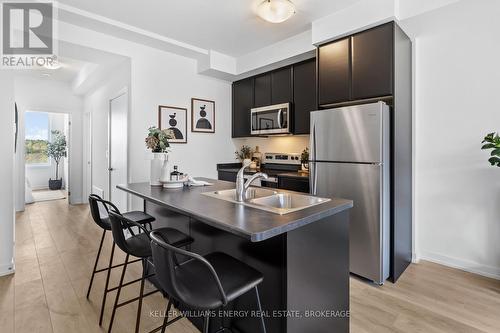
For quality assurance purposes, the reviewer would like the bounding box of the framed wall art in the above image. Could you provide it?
[191,98,215,133]
[158,105,187,143]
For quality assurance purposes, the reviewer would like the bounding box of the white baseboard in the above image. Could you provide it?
[411,252,420,263]
[0,262,15,277]
[31,185,49,191]
[419,251,500,280]
[31,185,68,191]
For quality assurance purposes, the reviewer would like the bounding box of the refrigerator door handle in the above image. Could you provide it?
[310,122,317,195]
[309,162,317,195]
[310,117,316,162]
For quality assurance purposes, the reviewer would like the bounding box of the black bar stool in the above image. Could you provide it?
[87,194,156,326]
[150,231,267,333]
[108,207,194,333]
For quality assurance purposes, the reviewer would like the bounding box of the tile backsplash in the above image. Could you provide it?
[232,135,309,156]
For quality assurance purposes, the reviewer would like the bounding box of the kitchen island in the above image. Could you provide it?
[118,179,352,333]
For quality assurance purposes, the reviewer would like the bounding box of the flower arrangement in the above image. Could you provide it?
[481,132,500,167]
[145,127,174,153]
[235,145,253,161]
[301,147,309,165]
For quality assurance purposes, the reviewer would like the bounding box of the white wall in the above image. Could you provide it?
[70,24,235,210]
[0,72,15,276]
[84,60,130,200]
[15,77,84,209]
[127,48,234,210]
[25,113,69,190]
[401,0,500,278]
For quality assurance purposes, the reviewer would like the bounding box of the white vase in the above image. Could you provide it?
[150,153,167,186]
[159,157,171,183]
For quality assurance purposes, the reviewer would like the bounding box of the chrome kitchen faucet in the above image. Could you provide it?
[235,160,269,202]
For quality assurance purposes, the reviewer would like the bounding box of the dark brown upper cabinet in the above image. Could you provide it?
[318,22,395,106]
[271,67,292,104]
[318,37,351,105]
[231,61,315,137]
[232,77,254,138]
[293,58,317,135]
[254,73,272,107]
[351,22,394,100]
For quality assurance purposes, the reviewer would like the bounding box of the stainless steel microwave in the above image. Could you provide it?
[250,103,290,135]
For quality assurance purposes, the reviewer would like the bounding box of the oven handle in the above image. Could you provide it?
[277,109,282,129]
[243,175,278,186]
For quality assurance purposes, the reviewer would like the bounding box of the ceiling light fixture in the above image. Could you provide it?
[256,0,296,24]
[44,61,62,70]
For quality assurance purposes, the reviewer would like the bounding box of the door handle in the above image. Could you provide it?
[310,123,317,195]
[108,167,114,171]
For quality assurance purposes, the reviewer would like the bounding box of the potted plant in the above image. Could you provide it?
[301,147,309,172]
[235,145,253,166]
[481,132,500,167]
[146,127,174,186]
[47,130,67,190]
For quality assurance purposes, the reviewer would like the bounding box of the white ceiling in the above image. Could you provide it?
[15,57,90,83]
[57,0,361,57]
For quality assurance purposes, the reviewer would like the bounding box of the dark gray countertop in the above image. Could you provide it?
[118,178,352,242]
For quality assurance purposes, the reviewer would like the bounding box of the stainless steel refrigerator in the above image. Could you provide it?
[309,102,390,284]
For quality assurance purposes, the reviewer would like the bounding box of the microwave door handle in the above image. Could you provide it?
[277,109,282,128]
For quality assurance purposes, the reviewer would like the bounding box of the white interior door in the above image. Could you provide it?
[64,114,70,203]
[83,111,92,201]
[108,92,128,211]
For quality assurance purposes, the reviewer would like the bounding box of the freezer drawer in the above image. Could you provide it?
[310,161,390,284]
[310,102,389,163]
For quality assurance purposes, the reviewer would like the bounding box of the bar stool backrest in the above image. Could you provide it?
[150,231,229,309]
[108,208,148,257]
[88,194,120,230]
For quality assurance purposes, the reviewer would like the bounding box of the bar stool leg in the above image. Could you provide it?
[99,242,116,326]
[203,316,210,333]
[135,258,147,333]
[160,299,172,333]
[255,286,267,333]
[108,253,129,333]
[87,229,106,299]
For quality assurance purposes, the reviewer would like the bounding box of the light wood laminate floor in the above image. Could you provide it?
[1,200,499,333]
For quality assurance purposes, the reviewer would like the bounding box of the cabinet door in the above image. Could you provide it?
[318,37,350,105]
[351,22,394,100]
[254,73,272,107]
[293,58,316,134]
[271,66,292,104]
[278,176,310,193]
[232,77,254,138]
[218,171,237,182]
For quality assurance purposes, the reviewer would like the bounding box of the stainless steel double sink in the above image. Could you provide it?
[202,187,330,215]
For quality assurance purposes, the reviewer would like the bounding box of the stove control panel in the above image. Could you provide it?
[264,152,301,165]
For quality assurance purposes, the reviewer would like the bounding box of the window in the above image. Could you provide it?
[25,112,49,164]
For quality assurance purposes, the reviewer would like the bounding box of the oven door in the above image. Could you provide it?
[251,103,290,135]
